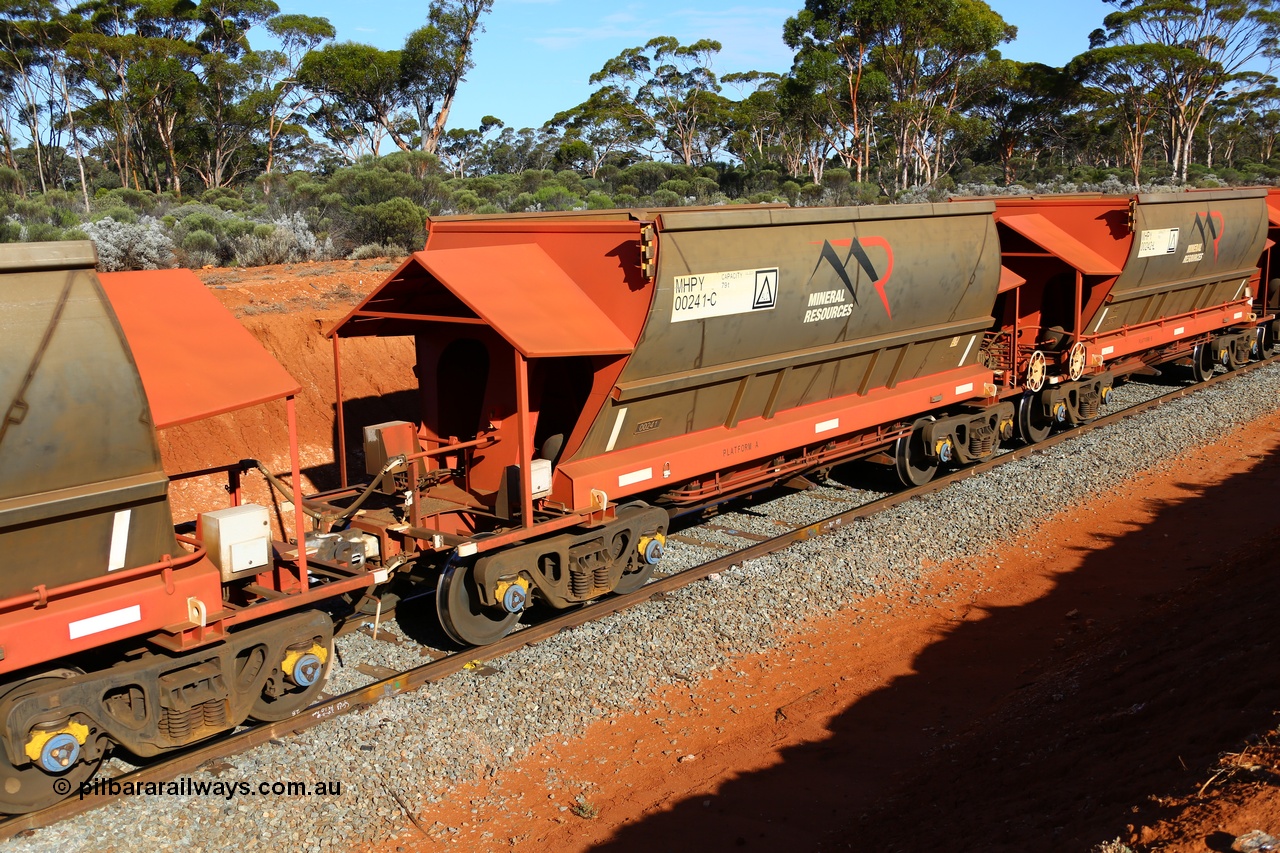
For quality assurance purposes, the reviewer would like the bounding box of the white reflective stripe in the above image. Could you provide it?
[954,382,974,395]
[1101,346,1114,356]
[1174,327,1185,335]
[814,418,839,434]
[1093,307,1109,332]
[457,542,477,557]
[69,605,141,640]
[618,468,652,488]
[1234,311,1244,320]
[107,509,131,571]
[605,407,628,452]
[958,335,976,366]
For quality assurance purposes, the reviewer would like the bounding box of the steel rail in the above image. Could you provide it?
[3,356,1276,840]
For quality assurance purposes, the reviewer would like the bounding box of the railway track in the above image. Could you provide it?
[4,357,1276,841]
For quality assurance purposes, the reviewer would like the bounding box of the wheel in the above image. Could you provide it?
[1017,393,1052,444]
[1190,342,1215,383]
[0,670,103,814]
[1066,342,1087,380]
[613,558,654,595]
[610,526,655,595]
[436,557,520,647]
[1024,350,1047,392]
[894,422,938,487]
[249,636,333,722]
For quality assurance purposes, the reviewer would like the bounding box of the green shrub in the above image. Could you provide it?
[182,229,220,254]
[649,189,681,208]
[95,206,138,224]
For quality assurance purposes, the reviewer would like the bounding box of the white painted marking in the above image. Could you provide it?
[1093,307,1110,332]
[1101,346,1115,356]
[1137,227,1179,257]
[954,383,974,395]
[1174,327,1185,336]
[814,418,840,434]
[457,542,477,557]
[605,407,628,452]
[671,267,778,323]
[958,335,976,366]
[69,605,141,640]
[107,510,131,571]
[1233,311,1244,320]
[618,468,653,488]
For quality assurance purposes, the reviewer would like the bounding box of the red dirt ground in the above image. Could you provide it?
[178,262,1280,852]
[369,405,1280,851]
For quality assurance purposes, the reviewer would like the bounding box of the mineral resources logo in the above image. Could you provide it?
[806,236,896,320]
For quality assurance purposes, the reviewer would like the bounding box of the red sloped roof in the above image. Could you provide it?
[99,269,300,429]
[329,243,635,358]
[999,213,1123,276]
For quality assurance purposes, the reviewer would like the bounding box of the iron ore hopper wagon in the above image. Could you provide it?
[1,186,1276,815]
[0,244,375,813]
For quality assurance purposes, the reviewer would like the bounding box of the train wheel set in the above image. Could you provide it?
[2,187,1280,815]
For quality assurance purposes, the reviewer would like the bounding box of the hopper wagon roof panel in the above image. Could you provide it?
[997,213,1122,276]
[99,269,300,428]
[330,243,635,358]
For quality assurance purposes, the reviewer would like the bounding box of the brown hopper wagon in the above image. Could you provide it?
[0,244,374,813]
[327,202,1018,645]
[987,189,1272,439]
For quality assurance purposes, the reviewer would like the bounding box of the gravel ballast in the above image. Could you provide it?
[13,366,1280,852]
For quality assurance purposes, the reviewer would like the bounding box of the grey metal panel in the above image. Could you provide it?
[0,240,97,274]
[1097,193,1268,334]
[1136,188,1267,205]
[656,201,997,232]
[572,204,1001,458]
[0,243,177,599]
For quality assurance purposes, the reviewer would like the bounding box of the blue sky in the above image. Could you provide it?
[275,0,1115,132]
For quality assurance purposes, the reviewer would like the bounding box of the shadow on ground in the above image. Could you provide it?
[591,444,1280,852]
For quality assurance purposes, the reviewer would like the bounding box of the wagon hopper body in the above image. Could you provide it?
[0,244,373,813]
[328,202,1014,643]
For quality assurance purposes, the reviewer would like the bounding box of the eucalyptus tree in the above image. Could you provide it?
[546,86,650,177]
[1089,0,1280,182]
[783,0,882,182]
[589,36,731,166]
[245,13,335,186]
[437,114,501,177]
[299,41,413,157]
[188,0,279,188]
[969,59,1075,185]
[872,0,1015,190]
[68,0,205,195]
[0,0,59,193]
[401,0,492,155]
[1071,44,1166,187]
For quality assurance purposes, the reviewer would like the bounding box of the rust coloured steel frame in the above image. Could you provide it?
[0,257,366,680]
